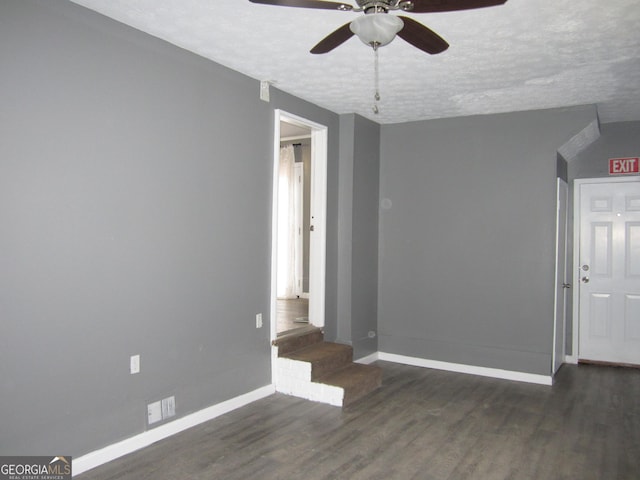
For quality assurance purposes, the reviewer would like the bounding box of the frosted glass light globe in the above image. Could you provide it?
[350,14,404,48]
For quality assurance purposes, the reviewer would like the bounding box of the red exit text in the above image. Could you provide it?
[609,157,639,175]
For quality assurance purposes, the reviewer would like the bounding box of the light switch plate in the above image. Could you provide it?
[130,354,140,374]
[147,401,162,425]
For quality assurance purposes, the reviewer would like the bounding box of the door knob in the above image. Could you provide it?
[581,276,589,283]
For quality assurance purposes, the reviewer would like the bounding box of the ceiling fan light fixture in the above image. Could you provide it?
[398,1,415,11]
[350,13,404,48]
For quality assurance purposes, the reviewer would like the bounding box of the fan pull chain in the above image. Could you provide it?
[373,45,380,114]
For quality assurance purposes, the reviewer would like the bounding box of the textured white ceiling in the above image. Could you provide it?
[69,0,640,125]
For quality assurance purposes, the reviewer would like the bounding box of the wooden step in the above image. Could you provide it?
[282,342,353,381]
[320,363,383,407]
[273,326,323,357]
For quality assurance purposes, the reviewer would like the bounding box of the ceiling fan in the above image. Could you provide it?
[248,0,508,55]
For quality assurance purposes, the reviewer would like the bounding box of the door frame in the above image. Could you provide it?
[571,176,640,362]
[293,161,304,297]
[270,110,327,366]
[553,178,568,375]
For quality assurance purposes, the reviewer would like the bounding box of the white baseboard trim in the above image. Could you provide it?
[354,352,379,365]
[378,352,552,386]
[72,353,552,475]
[72,384,275,477]
[564,355,579,365]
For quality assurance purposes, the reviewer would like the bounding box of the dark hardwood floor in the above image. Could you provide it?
[277,297,309,335]
[77,362,640,480]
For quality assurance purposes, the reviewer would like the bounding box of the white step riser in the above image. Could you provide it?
[275,357,344,407]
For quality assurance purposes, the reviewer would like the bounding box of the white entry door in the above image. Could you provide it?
[577,178,640,365]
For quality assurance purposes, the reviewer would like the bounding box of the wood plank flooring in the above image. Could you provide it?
[277,297,309,335]
[76,362,640,480]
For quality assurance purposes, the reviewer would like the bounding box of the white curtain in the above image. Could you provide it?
[277,145,297,299]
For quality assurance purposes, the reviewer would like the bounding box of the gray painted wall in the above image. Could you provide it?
[350,115,380,358]
[564,121,640,354]
[0,0,342,456]
[378,106,596,376]
[336,114,380,359]
[337,115,355,344]
[557,155,568,182]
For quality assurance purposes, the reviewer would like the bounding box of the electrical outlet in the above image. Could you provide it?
[147,401,162,425]
[256,313,263,328]
[130,354,140,374]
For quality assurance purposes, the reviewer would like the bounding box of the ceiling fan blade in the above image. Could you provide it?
[310,22,355,54]
[249,0,353,11]
[404,0,507,13]
[397,16,449,54]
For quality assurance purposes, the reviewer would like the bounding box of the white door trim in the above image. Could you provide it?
[571,176,640,363]
[270,110,328,383]
[553,178,568,375]
[308,123,327,330]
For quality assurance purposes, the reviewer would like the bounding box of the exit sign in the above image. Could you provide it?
[609,157,639,175]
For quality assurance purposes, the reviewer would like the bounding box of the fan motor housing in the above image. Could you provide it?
[356,1,416,13]
[357,1,391,11]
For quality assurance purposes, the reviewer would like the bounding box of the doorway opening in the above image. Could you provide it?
[270,110,328,347]
[277,122,311,334]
